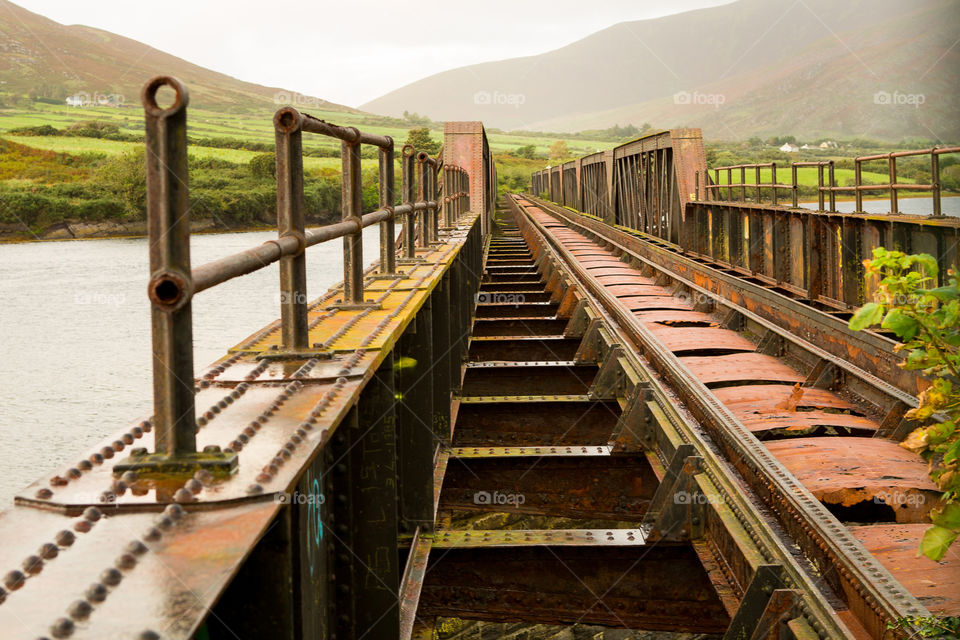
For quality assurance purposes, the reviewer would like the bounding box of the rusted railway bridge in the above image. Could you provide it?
[0,77,958,639]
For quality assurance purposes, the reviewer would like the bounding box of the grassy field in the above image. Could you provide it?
[710,166,912,188]
[3,135,367,171]
[0,102,612,158]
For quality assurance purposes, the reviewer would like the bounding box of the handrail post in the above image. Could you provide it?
[342,133,365,305]
[378,139,398,275]
[416,153,431,247]
[771,163,778,206]
[116,75,236,477]
[791,164,798,208]
[399,145,421,262]
[817,164,825,211]
[828,161,836,212]
[932,149,941,216]
[889,153,898,215]
[143,77,197,459]
[854,158,863,213]
[274,108,309,350]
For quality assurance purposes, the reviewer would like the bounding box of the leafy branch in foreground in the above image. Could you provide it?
[848,248,960,562]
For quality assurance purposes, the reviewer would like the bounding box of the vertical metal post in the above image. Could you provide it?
[755,165,761,204]
[441,165,451,228]
[143,76,197,457]
[378,140,397,275]
[828,161,837,212]
[817,164,825,211]
[932,150,942,216]
[854,158,863,213]
[889,154,898,215]
[342,137,364,304]
[771,163,778,206]
[275,108,309,350]
[417,154,430,247]
[430,162,440,242]
[740,166,746,202]
[791,164,799,208]
[401,145,418,260]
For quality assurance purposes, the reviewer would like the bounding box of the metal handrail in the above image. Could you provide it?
[702,146,959,214]
[140,75,469,468]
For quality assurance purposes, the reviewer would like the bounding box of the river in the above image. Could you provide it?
[0,227,381,506]
[798,195,960,216]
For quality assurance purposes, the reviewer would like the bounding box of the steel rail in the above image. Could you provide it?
[512,196,930,636]
[509,197,857,638]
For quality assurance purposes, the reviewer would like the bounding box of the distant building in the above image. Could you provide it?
[819,140,838,149]
[779,142,800,153]
[65,94,88,107]
[801,144,816,150]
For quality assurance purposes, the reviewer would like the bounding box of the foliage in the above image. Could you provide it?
[848,248,960,561]
[514,144,537,160]
[889,614,960,637]
[248,153,275,180]
[404,127,441,155]
[548,140,570,163]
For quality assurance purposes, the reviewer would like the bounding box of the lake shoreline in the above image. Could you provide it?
[2,219,287,244]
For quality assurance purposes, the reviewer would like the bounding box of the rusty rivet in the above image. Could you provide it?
[126,540,148,556]
[77,460,93,471]
[132,426,143,438]
[85,583,107,602]
[247,484,263,495]
[255,473,271,483]
[90,453,104,465]
[185,478,203,495]
[72,521,90,534]
[113,481,127,494]
[237,434,249,444]
[243,426,256,437]
[112,441,124,452]
[68,599,92,620]
[143,527,161,542]
[115,554,137,570]
[38,543,59,560]
[50,617,75,638]
[121,433,134,445]
[173,488,193,503]
[84,507,103,522]
[121,471,138,485]
[139,631,160,640]
[4,570,25,590]
[202,445,221,454]
[156,516,173,531]
[194,469,213,485]
[230,440,243,452]
[0,586,5,604]
[100,568,122,586]
[66,468,82,480]
[36,488,54,500]
[100,447,114,459]
[222,447,235,455]
[164,504,184,521]
[55,530,75,547]
[50,476,67,486]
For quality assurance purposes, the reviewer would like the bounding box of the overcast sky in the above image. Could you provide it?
[13,0,733,107]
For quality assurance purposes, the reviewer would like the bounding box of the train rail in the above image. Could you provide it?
[476,194,959,638]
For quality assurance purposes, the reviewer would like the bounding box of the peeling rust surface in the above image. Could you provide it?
[851,524,960,615]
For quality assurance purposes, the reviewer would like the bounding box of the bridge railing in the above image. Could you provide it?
[703,146,960,215]
[531,130,960,311]
[137,75,470,473]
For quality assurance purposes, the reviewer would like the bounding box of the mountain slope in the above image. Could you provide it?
[361,0,960,140]
[0,0,351,113]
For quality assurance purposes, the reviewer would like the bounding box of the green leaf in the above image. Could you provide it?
[882,309,920,341]
[849,302,884,331]
[920,525,958,561]
[931,503,960,529]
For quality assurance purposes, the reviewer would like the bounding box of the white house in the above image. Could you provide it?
[819,140,838,149]
[65,94,88,107]
[779,142,800,153]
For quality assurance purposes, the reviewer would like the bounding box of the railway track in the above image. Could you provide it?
[410,197,959,638]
